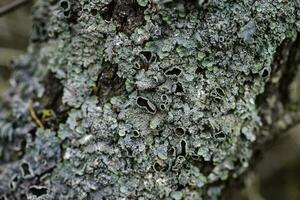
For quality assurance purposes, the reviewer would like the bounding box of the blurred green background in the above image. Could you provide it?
[0,1,299,199]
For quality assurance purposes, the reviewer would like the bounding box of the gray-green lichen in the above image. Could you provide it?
[0,0,300,199]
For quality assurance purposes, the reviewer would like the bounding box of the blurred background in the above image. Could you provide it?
[0,1,299,199]
[0,0,32,94]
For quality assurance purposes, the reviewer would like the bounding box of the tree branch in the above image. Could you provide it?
[0,0,30,17]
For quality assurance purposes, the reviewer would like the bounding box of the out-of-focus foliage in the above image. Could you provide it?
[0,0,299,200]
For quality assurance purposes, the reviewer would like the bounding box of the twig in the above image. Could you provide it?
[29,99,45,128]
[0,0,30,17]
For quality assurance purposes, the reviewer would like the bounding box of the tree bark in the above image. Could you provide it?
[0,1,300,200]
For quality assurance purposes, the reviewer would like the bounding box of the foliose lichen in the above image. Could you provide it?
[0,0,300,199]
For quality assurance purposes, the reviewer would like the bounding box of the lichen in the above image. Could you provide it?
[0,0,300,199]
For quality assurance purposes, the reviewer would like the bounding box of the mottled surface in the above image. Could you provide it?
[0,0,300,199]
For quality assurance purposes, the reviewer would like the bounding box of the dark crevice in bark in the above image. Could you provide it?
[184,0,202,12]
[100,0,115,21]
[66,7,80,24]
[99,0,146,34]
[94,62,126,104]
[39,72,70,130]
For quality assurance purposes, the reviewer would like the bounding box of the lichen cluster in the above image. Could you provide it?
[0,0,300,199]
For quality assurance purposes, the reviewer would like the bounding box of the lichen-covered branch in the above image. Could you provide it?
[0,0,300,199]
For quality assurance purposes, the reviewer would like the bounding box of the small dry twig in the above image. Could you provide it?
[29,99,45,128]
[0,0,30,17]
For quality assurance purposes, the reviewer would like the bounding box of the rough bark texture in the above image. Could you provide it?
[0,0,300,200]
